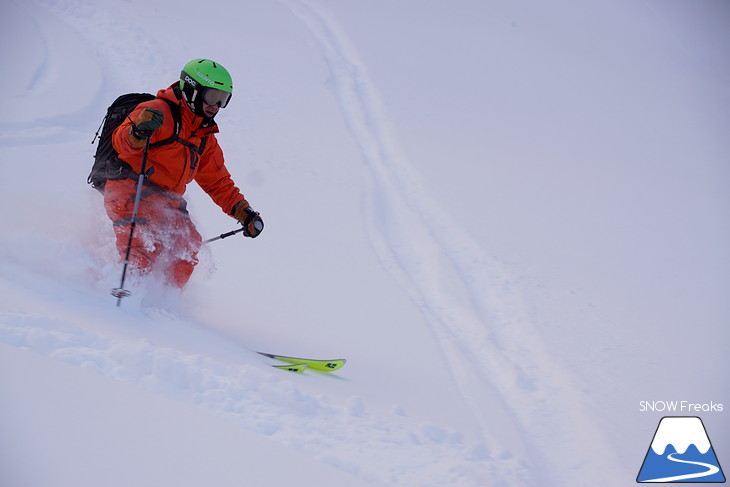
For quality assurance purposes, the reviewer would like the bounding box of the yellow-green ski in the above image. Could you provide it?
[272,362,308,373]
[259,352,346,372]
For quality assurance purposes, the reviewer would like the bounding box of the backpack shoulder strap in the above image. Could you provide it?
[148,97,208,158]
[198,136,208,154]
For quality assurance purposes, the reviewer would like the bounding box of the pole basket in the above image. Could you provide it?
[111,288,132,299]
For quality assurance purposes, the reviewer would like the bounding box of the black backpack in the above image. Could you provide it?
[88,93,184,192]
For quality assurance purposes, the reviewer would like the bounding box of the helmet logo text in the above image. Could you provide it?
[196,71,215,86]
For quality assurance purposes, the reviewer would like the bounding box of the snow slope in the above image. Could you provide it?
[1,0,728,486]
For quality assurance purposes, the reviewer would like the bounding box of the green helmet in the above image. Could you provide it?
[179,59,233,117]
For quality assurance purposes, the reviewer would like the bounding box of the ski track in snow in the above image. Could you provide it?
[283,1,626,485]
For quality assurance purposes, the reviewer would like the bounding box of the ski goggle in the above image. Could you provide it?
[201,87,232,108]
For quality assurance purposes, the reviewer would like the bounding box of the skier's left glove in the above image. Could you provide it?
[232,200,264,238]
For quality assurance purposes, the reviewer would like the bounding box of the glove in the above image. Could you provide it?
[129,108,164,147]
[232,200,264,238]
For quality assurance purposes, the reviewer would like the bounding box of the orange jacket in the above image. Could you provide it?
[112,84,244,215]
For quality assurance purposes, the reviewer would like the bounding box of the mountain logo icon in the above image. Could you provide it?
[637,416,726,483]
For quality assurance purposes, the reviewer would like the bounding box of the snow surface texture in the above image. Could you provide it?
[1,0,728,486]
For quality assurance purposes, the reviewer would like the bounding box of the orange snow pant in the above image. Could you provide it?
[104,179,202,288]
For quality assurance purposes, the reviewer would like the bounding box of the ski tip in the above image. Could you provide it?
[314,359,346,372]
[272,363,308,373]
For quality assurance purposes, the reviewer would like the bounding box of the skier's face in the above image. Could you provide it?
[202,102,219,118]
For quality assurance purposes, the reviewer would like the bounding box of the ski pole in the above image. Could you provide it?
[111,137,152,306]
[204,226,246,244]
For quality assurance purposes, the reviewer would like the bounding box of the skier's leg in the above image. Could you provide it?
[158,197,202,288]
[104,179,162,276]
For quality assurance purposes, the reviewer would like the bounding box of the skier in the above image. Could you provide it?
[104,58,263,288]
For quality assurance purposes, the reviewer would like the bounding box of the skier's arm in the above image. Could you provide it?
[195,137,264,238]
[194,135,246,215]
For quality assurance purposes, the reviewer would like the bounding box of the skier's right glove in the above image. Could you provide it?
[129,108,164,148]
